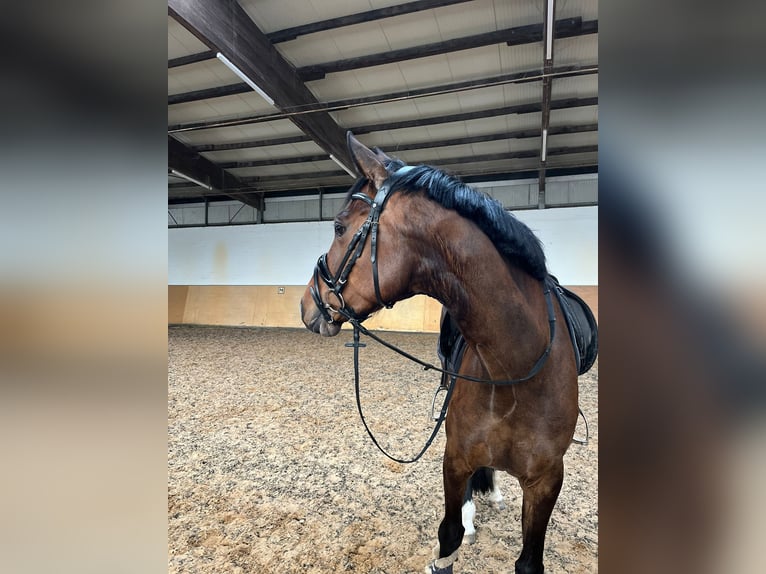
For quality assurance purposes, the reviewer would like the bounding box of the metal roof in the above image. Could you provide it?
[168,0,597,207]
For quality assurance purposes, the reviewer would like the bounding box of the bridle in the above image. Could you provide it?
[309,166,560,463]
[310,166,414,325]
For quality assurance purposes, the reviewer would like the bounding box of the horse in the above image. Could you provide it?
[300,132,581,574]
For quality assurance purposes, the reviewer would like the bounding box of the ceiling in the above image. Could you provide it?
[168,0,597,209]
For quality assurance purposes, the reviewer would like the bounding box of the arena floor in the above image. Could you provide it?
[168,325,598,573]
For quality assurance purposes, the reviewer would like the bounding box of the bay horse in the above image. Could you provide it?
[300,133,580,574]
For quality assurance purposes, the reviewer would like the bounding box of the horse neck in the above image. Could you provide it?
[413,208,549,380]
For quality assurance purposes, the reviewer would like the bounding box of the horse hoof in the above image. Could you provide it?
[463,532,476,544]
[425,548,458,574]
[424,562,453,574]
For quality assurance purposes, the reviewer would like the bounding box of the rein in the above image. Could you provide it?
[311,166,558,463]
[336,288,556,464]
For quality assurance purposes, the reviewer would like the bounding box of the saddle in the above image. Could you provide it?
[437,275,598,377]
[546,275,598,375]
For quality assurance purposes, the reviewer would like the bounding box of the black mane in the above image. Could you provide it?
[347,159,548,280]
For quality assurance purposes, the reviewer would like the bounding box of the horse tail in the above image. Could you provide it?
[463,467,495,503]
[470,467,495,494]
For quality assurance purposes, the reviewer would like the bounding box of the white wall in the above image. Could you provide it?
[169,206,597,286]
[516,206,598,285]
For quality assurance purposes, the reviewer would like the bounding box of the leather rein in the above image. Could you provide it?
[310,167,557,463]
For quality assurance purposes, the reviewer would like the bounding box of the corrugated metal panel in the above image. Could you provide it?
[551,74,598,99]
[555,34,598,67]
[264,197,320,222]
[202,141,325,164]
[167,16,207,60]
[172,119,305,147]
[168,59,241,95]
[168,92,275,125]
[240,0,323,33]
[550,105,598,127]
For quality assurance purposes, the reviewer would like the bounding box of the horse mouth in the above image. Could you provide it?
[302,302,343,337]
[318,320,342,337]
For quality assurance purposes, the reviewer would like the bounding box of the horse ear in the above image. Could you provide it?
[347,131,388,189]
[372,146,392,164]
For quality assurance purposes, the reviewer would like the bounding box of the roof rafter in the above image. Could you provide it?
[168,135,263,209]
[234,144,598,187]
[352,96,597,135]
[214,123,598,169]
[168,50,215,68]
[267,0,473,43]
[168,61,595,114]
[168,83,251,105]
[191,96,597,153]
[168,0,352,169]
[167,0,473,68]
[297,18,597,81]
[168,164,598,204]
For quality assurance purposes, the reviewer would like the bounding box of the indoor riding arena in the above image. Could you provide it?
[168,1,598,573]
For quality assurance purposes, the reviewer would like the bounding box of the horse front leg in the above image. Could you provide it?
[514,460,564,574]
[425,453,472,574]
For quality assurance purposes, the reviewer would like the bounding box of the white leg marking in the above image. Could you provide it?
[489,481,506,511]
[462,499,476,544]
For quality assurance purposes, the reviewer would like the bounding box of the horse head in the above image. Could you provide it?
[300,132,418,336]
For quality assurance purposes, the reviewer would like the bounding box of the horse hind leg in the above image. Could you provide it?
[486,469,507,511]
[514,461,565,574]
[461,479,477,544]
[461,467,504,544]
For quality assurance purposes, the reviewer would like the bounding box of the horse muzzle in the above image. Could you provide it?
[300,295,342,337]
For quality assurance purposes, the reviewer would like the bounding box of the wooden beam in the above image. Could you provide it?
[297,18,597,81]
[170,64,597,134]
[193,97,597,152]
[386,123,597,152]
[168,135,263,209]
[219,154,330,170]
[267,0,473,43]
[168,164,597,204]
[235,144,598,186]
[169,83,250,105]
[169,135,237,190]
[424,144,599,167]
[168,50,215,68]
[460,165,597,185]
[352,96,597,134]
[216,124,598,169]
[195,134,311,152]
[168,0,351,168]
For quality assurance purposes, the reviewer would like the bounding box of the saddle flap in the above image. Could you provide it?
[548,276,598,375]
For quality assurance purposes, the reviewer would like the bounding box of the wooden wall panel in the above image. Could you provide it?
[249,286,306,328]
[168,285,189,324]
[169,285,598,330]
[183,286,258,327]
[364,295,434,332]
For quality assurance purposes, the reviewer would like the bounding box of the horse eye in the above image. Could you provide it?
[334,222,346,237]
